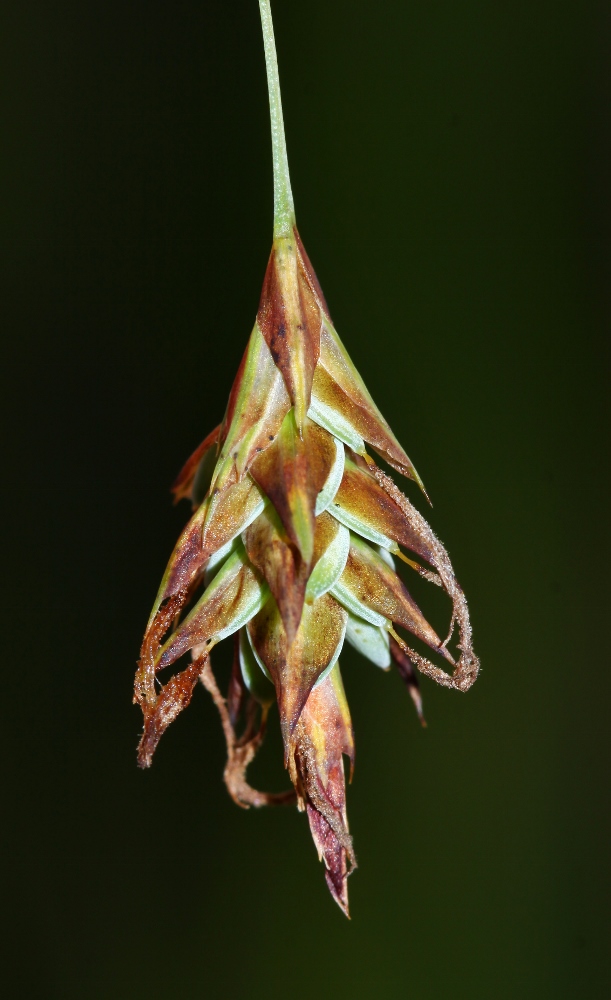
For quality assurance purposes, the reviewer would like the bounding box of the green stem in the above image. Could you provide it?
[258,0,295,238]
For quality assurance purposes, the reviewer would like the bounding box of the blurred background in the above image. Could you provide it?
[2,1,609,997]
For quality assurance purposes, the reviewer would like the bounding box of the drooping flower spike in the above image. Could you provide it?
[134,0,479,917]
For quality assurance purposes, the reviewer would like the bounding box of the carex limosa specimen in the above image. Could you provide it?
[134,0,479,916]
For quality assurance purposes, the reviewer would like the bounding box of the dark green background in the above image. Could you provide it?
[2,1,609,997]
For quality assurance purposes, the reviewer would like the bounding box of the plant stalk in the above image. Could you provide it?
[258,0,295,238]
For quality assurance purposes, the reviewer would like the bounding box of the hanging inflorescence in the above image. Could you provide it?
[134,0,479,917]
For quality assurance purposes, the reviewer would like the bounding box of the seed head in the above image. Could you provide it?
[134,0,479,917]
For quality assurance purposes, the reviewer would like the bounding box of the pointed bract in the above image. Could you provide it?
[217,322,291,487]
[366,463,479,693]
[332,454,437,564]
[336,535,454,663]
[293,227,332,318]
[201,475,266,559]
[314,320,425,491]
[248,593,347,747]
[250,410,334,565]
[146,475,265,631]
[171,425,221,506]
[136,659,203,768]
[157,549,269,670]
[244,505,307,646]
[291,664,355,915]
[257,230,322,431]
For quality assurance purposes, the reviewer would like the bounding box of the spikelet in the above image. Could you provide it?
[134,0,479,916]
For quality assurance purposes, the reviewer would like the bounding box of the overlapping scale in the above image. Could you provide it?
[250,411,335,565]
[171,424,220,506]
[333,534,455,664]
[330,453,436,564]
[157,545,269,669]
[314,319,425,491]
[243,505,307,646]
[146,475,266,629]
[290,663,355,915]
[247,592,347,748]
[216,322,291,487]
[257,233,322,432]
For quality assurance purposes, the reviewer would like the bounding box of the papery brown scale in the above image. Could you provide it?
[157,558,265,670]
[306,805,349,913]
[301,660,354,771]
[314,322,424,489]
[257,234,321,431]
[250,411,334,566]
[136,659,202,769]
[201,475,264,557]
[335,454,437,566]
[292,227,332,319]
[292,668,355,916]
[146,474,263,630]
[244,507,307,647]
[171,424,220,505]
[217,323,290,483]
[145,500,210,631]
[368,463,480,692]
[340,537,455,664]
[247,593,347,749]
[135,591,187,711]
